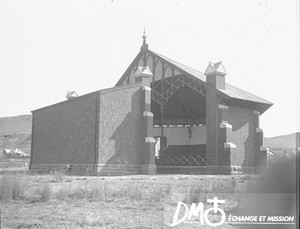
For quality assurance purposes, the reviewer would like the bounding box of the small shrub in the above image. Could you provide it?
[71,185,89,199]
[11,177,24,200]
[183,185,204,204]
[121,184,143,201]
[52,171,65,183]
[231,178,237,188]
[242,174,252,180]
[55,185,70,200]
[0,175,25,201]
[0,176,12,201]
[164,183,171,196]
[37,183,52,202]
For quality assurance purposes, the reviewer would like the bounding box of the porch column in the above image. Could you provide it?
[205,62,236,174]
[135,66,156,174]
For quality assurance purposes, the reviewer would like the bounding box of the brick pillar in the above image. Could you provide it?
[205,62,237,174]
[253,110,268,173]
[217,105,239,174]
[205,79,218,173]
[135,66,156,174]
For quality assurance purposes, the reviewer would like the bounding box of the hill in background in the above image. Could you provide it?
[0,115,32,154]
[0,114,298,155]
[264,133,297,149]
[0,114,32,135]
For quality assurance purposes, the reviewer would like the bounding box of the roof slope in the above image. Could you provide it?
[150,50,207,81]
[149,49,273,107]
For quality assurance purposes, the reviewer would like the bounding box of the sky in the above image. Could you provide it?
[0,0,299,137]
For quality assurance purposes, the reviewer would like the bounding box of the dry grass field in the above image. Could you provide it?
[0,172,254,229]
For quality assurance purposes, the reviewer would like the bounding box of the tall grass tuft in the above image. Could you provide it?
[52,181,170,202]
[0,174,25,201]
[183,185,204,204]
[52,171,65,183]
[36,183,52,202]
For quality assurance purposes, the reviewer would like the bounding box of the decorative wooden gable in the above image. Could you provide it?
[115,48,207,107]
[115,33,272,115]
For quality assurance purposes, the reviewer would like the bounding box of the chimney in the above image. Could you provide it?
[204,61,227,90]
[135,66,153,86]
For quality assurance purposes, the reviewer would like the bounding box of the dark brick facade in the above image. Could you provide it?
[206,102,265,174]
[97,84,145,175]
[30,74,156,175]
[224,106,256,172]
[30,92,98,173]
[30,58,270,175]
[205,63,267,174]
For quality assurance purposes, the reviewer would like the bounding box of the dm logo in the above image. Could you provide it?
[170,197,226,227]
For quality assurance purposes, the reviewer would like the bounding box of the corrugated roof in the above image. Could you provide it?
[149,49,273,106]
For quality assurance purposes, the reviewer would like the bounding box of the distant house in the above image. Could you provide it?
[267,148,297,164]
[2,148,12,155]
[14,148,28,157]
[1,148,29,158]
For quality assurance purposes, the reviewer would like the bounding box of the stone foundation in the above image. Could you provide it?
[29,164,95,175]
[30,163,157,176]
[156,166,206,175]
[140,164,156,175]
[96,164,156,176]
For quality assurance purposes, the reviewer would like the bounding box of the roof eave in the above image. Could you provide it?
[226,97,273,115]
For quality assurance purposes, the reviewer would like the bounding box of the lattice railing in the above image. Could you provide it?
[155,155,206,166]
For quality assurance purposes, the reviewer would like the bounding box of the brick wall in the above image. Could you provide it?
[97,84,144,175]
[31,93,98,172]
[205,85,218,167]
[224,106,255,169]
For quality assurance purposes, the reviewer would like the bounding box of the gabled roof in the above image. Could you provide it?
[159,52,273,112]
[116,43,273,114]
[149,50,206,81]
[148,49,272,106]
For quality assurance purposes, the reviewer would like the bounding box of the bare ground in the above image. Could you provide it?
[0,174,251,229]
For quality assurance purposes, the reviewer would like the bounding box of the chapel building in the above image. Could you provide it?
[30,35,273,175]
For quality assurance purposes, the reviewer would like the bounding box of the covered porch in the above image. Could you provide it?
[150,75,207,173]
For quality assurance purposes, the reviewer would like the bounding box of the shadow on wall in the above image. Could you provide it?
[98,89,144,174]
[228,109,255,170]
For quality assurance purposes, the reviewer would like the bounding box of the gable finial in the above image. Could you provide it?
[141,28,149,51]
[142,28,146,43]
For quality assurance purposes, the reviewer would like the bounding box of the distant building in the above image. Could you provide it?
[30,34,272,175]
[2,148,12,155]
[2,148,29,158]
